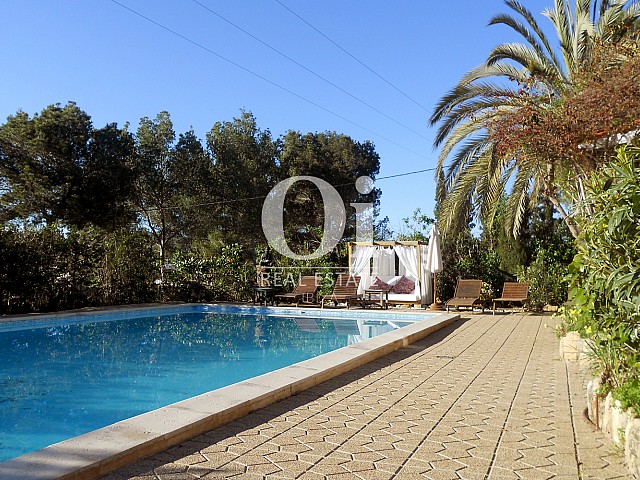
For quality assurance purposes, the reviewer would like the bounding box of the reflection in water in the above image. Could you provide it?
[0,312,403,462]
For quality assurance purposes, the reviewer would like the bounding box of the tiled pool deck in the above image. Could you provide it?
[100,313,628,480]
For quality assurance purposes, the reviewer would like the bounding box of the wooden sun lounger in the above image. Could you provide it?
[321,275,361,308]
[274,276,320,306]
[445,279,483,312]
[492,282,529,315]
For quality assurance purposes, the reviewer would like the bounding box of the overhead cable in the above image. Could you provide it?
[191,0,429,140]
[135,167,436,212]
[109,0,429,160]
[274,0,430,113]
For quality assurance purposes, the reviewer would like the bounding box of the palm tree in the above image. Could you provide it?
[430,0,640,238]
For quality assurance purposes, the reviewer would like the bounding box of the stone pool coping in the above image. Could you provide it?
[1,301,449,328]
[0,304,458,480]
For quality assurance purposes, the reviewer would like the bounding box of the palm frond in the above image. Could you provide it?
[486,43,562,81]
[543,0,577,73]
[576,0,592,19]
[574,12,595,64]
[504,0,565,70]
[433,80,525,126]
[599,0,615,18]
[503,166,534,237]
[431,0,640,238]
[432,89,519,146]
[458,62,530,86]
[438,144,508,233]
[444,137,492,188]
[430,84,474,126]
[436,114,499,172]
[488,10,565,78]
[596,1,640,39]
[437,169,481,233]
[478,151,511,231]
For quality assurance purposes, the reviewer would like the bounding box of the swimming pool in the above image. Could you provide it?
[0,305,429,462]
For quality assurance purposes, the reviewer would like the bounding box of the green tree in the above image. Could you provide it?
[134,111,177,280]
[437,226,512,305]
[166,243,254,302]
[483,198,575,275]
[396,208,434,241]
[0,224,157,314]
[133,112,214,280]
[564,145,640,398]
[430,0,640,238]
[279,130,381,251]
[88,228,157,306]
[0,103,89,225]
[82,123,137,230]
[206,111,279,249]
[171,129,216,246]
[0,103,136,229]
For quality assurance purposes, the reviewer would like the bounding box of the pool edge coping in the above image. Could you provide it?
[0,309,459,480]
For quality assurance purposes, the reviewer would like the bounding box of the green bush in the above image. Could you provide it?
[166,244,254,302]
[256,239,345,296]
[88,229,158,305]
[614,379,640,418]
[517,248,569,310]
[0,225,157,313]
[438,231,512,304]
[563,145,640,396]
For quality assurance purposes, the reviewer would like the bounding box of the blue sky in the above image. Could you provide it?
[0,0,540,234]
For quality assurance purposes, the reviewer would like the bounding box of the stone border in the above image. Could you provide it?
[560,331,640,478]
[0,302,447,329]
[0,309,458,480]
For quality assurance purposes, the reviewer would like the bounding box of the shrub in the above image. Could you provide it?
[517,248,569,310]
[90,229,157,305]
[615,379,640,418]
[166,244,254,302]
[564,145,640,396]
[257,240,345,296]
[438,231,513,303]
[0,225,157,313]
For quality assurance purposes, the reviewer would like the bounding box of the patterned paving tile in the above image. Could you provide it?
[101,315,630,480]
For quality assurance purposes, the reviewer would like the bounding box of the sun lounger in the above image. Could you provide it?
[274,276,320,306]
[445,279,483,312]
[321,275,361,308]
[492,282,529,314]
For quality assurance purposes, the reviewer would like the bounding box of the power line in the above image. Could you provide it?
[274,0,431,113]
[378,168,435,180]
[137,167,436,213]
[191,0,429,141]
[109,0,429,160]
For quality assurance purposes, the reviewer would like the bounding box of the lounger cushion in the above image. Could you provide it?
[360,275,421,302]
[391,275,415,294]
[369,277,392,290]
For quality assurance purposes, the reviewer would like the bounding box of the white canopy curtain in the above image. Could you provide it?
[393,245,429,305]
[372,247,395,277]
[392,245,418,278]
[349,245,375,294]
[420,244,432,306]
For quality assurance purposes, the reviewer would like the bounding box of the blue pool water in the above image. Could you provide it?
[0,307,418,462]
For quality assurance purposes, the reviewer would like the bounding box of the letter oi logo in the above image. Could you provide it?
[261,176,374,260]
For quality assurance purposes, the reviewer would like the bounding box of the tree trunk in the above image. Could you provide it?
[160,213,166,284]
[548,195,580,238]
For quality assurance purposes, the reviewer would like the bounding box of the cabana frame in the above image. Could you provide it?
[347,241,431,308]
